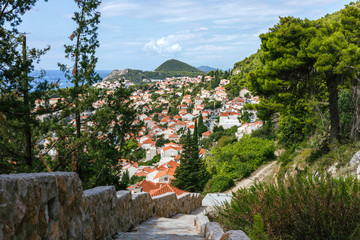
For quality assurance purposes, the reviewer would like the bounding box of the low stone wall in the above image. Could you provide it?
[195,207,250,240]
[0,172,202,240]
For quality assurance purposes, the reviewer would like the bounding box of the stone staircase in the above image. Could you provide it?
[115,211,204,240]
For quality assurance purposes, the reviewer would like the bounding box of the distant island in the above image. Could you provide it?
[104,59,205,84]
[197,65,216,73]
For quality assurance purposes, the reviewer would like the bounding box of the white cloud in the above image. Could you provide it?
[144,37,182,55]
[99,1,140,17]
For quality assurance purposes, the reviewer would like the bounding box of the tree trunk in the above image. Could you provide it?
[326,74,340,143]
[22,35,32,166]
[351,82,360,141]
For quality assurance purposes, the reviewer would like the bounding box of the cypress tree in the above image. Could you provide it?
[198,114,208,137]
[172,126,210,192]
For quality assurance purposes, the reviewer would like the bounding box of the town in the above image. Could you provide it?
[89,74,263,197]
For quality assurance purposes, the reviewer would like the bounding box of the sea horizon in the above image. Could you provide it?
[31,69,113,88]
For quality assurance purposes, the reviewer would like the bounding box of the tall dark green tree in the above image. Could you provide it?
[249,17,321,145]
[339,2,360,141]
[0,0,53,172]
[172,126,210,192]
[49,0,140,189]
[198,114,208,137]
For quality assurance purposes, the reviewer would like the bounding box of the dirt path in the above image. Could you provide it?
[225,161,278,193]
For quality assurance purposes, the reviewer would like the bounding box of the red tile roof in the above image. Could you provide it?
[168,133,178,138]
[159,160,180,169]
[149,184,189,197]
[202,130,213,136]
[127,180,158,193]
[143,138,155,144]
[153,168,176,179]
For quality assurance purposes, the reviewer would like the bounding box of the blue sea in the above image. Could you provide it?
[31,70,112,88]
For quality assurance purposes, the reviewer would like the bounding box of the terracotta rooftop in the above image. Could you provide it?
[202,130,213,136]
[154,168,176,180]
[199,148,207,155]
[149,184,188,197]
[168,133,178,138]
[159,160,180,169]
[127,180,158,193]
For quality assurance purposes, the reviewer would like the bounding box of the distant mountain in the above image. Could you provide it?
[197,65,216,73]
[104,59,205,84]
[155,59,204,76]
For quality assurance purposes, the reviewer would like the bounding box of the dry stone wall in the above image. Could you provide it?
[0,172,202,240]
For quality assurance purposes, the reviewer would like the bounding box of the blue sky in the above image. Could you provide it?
[18,0,349,71]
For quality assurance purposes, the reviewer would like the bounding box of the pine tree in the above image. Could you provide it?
[198,114,208,137]
[172,123,210,192]
[0,0,54,173]
[50,0,140,189]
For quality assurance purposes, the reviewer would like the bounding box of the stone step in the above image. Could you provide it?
[115,213,205,239]
[115,233,204,240]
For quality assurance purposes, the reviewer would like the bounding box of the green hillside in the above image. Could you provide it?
[226,50,262,98]
[104,59,205,84]
[155,59,204,74]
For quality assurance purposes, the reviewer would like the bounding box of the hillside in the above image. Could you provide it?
[226,50,262,97]
[155,59,204,76]
[104,59,204,84]
[197,65,216,73]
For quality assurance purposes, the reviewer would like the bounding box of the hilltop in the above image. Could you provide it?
[155,59,204,74]
[197,65,216,73]
[104,59,205,84]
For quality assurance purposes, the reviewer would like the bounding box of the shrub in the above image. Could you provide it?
[203,175,235,194]
[210,175,234,192]
[215,173,360,240]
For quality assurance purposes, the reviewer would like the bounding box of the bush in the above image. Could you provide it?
[203,175,234,194]
[206,135,275,180]
[215,173,360,240]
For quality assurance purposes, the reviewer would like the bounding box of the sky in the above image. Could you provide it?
[17,0,350,71]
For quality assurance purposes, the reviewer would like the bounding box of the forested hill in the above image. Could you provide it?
[104,59,204,84]
[226,50,262,98]
[155,59,204,74]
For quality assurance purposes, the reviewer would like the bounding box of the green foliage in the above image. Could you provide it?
[198,114,208,137]
[118,170,130,190]
[278,101,318,146]
[129,175,146,185]
[250,121,275,140]
[155,59,204,75]
[240,111,253,124]
[129,148,146,162]
[227,50,262,98]
[210,70,221,89]
[248,214,269,240]
[0,1,54,171]
[215,173,360,240]
[173,130,210,192]
[106,59,204,83]
[138,154,161,166]
[206,136,275,180]
[203,175,234,193]
[339,89,354,140]
[155,137,170,148]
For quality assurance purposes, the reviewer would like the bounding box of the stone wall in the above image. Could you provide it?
[0,172,202,240]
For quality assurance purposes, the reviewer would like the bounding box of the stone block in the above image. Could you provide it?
[153,192,179,217]
[220,230,250,240]
[205,222,224,240]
